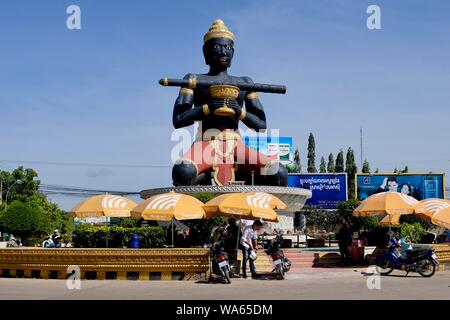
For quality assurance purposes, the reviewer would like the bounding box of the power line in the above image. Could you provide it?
[369,159,450,165]
[2,158,449,169]
[39,184,140,196]
[0,159,172,169]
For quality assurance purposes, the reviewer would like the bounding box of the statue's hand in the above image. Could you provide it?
[210,99,242,117]
[227,99,242,117]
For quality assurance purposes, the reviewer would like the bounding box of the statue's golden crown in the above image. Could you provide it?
[203,19,234,43]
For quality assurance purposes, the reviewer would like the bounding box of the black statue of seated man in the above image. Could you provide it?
[171,19,287,187]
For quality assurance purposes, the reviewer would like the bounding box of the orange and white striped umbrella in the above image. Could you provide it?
[131,192,206,221]
[69,194,137,218]
[418,198,450,229]
[203,193,279,222]
[246,192,287,210]
[379,214,402,226]
[353,191,425,218]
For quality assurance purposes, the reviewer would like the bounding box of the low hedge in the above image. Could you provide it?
[366,223,428,246]
[72,224,166,248]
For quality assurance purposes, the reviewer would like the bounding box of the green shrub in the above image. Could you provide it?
[193,193,215,203]
[114,217,141,228]
[183,215,226,246]
[22,236,47,247]
[72,224,166,248]
[398,223,426,243]
[366,227,391,246]
[400,215,433,231]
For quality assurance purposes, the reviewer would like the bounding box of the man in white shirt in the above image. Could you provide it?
[240,220,263,278]
[241,219,254,228]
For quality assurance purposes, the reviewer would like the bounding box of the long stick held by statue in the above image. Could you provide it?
[159,77,287,94]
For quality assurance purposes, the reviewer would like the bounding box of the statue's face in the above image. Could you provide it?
[203,38,234,69]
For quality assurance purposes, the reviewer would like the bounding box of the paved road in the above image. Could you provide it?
[0,270,449,300]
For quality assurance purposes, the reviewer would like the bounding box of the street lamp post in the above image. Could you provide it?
[5,180,22,209]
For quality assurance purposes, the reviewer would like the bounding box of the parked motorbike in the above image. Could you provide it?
[265,233,291,280]
[42,236,55,248]
[376,237,439,277]
[210,240,232,284]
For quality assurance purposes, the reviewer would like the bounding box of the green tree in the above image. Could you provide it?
[375,168,379,173]
[0,167,74,238]
[393,167,398,173]
[337,199,361,221]
[327,153,335,173]
[335,150,345,172]
[402,166,409,173]
[0,201,51,239]
[28,194,74,233]
[362,160,371,174]
[302,205,341,232]
[307,133,317,173]
[0,166,40,204]
[337,199,379,232]
[345,148,358,198]
[319,157,326,173]
[288,148,302,173]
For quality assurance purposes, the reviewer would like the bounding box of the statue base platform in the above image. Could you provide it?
[140,186,312,233]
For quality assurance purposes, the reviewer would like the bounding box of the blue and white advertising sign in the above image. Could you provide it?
[356,173,445,201]
[243,136,293,165]
[288,173,348,210]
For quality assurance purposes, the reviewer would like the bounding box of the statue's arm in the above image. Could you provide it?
[241,77,267,131]
[172,74,204,129]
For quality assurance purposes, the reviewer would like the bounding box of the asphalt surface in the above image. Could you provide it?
[0,269,449,300]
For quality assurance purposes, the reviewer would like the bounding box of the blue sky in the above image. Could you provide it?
[1,0,449,210]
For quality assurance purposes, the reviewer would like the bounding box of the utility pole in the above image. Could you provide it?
[360,127,364,171]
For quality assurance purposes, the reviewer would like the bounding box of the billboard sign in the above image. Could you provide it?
[74,217,110,225]
[288,173,348,209]
[243,136,293,165]
[356,173,446,201]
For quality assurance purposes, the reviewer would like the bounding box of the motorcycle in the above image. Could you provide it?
[42,236,55,248]
[209,240,232,284]
[376,237,439,277]
[265,233,291,280]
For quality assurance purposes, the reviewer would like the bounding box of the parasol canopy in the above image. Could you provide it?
[417,198,450,229]
[69,194,137,218]
[203,192,279,222]
[353,191,425,218]
[245,192,287,210]
[131,192,206,221]
[379,214,402,226]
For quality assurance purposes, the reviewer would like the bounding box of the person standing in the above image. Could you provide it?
[7,234,19,247]
[52,230,61,248]
[224,217,239,262]
[240,220,263,279]
[336,219,352,266]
